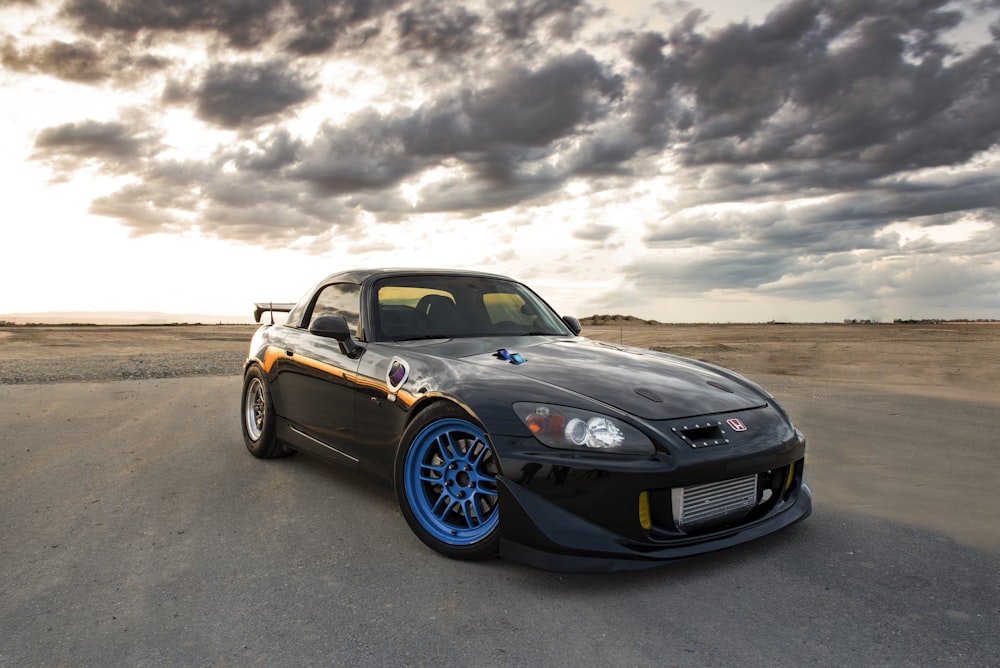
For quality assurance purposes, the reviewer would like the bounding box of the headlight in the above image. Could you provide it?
[513,403,654,455]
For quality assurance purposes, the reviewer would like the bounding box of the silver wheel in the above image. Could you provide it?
[240,366,289,458]
[245,376,265,441]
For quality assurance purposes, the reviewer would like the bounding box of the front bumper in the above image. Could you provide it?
[492,428,811,573]
[498,475,811,572]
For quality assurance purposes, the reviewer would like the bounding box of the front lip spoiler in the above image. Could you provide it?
[497,479,812,573]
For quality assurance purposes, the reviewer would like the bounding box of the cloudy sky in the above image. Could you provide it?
[2,0,999,322]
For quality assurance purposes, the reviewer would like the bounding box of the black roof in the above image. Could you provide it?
[314,267,516,286]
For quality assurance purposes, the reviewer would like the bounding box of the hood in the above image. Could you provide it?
[417,336,768,421]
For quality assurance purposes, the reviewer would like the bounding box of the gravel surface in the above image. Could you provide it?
[0,351,246,384]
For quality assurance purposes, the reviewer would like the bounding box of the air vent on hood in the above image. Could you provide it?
[706,380,735,393]
[672,421,730,448]
[635,387,664,403]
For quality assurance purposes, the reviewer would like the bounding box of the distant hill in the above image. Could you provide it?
[0,311,255,325]
[580,314,663,326]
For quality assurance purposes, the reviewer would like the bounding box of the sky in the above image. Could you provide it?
[2,0,999,323]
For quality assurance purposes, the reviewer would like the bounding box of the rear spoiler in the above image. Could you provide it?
[253,302,296,323]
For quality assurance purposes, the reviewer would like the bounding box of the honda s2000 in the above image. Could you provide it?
[241,269,811,572]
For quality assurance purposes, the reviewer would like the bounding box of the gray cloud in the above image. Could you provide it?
[165,61,318,129]
[88,154,356,245]
[285,50,623,208]
[651,168,1000,243]
[3,38,102,82]
[1,37,168,83]
[32,119,158,171]
[23,0,998,221]
[493,0,594,41]
[281,0,399,55]
[234,129,302,171]
[7,0,999,318]
[573,223,616,242]
[403,51,623,153]
[60,0,286,49]
[626,250,802,294]
[291,112,416,195]
[626,0,1000,185]
[59,0,402,54]
[396,3,480,55]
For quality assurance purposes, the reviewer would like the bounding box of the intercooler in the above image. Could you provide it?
[672,474,759,531]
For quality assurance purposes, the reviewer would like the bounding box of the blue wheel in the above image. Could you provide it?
[396,404,500,559]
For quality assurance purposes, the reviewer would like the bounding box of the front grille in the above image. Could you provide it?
[672,474,758,531]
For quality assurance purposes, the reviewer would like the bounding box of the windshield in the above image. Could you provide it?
[373,275,572,341]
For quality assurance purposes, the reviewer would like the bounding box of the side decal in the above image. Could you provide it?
[386,357,410,401]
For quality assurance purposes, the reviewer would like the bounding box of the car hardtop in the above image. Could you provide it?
[286,268,575,341]
[313,267,518,288]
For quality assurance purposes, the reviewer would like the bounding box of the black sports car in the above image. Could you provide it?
[241,268,811,572]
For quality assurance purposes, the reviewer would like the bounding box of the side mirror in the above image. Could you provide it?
[562,315,582,336]
[309,315,360,357]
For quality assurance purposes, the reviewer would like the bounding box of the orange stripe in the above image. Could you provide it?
[257,345,416,407]
[261,346,284,373]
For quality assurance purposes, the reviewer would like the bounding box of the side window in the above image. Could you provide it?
[284,290,311,328]
[308,283,361,337]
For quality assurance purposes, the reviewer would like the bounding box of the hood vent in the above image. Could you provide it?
[672,421,730,448]
[634,387,664,403]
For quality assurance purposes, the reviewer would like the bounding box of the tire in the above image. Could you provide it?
[395,403,501,560]
[241,365,292,458]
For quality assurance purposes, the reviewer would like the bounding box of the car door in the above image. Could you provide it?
[350,343,414,479]
[274,282,363,466]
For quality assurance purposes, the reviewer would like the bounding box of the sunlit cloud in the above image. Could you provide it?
[2,0,999,320]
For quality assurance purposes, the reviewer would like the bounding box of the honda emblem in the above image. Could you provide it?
[727,418,747,432]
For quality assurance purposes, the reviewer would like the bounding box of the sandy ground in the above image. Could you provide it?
[584,321,1000,407]
[0,325,258,383]
[0,324,258,359]
[5,320,998,410]
[3,321,998,398]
